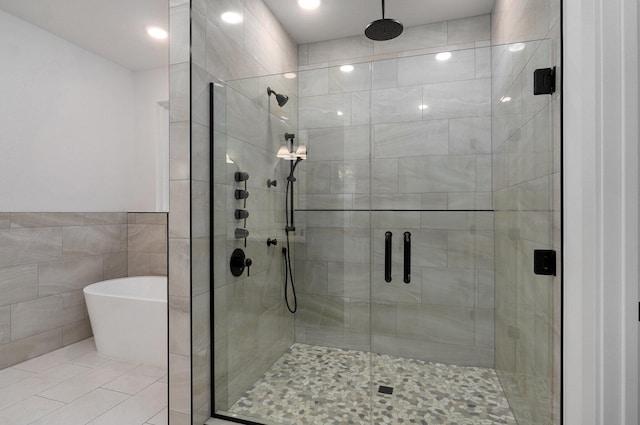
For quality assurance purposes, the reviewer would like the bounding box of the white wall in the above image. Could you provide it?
[0,9,166,212]
[564,0,639,424]
[131,68,169,211]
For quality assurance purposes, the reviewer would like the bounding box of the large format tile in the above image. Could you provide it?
[0,265,38,307]
[398,49,475,86]
[30,388,128,425]
[0,228,62,267]
[88,382,167,425]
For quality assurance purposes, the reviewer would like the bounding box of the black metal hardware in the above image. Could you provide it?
[234,171,249,182]
[235,228,249,239]
[230,248,252,277]
[285,132,295,141]
[267,238,278,247]
[533,67,556,95]
[384,231,392,283]
[235,189,249,200]
[267,179,277,188]
[534,249,557,276]
[378,385,394,395]
[235,209,249,220]
[403,232,411,284]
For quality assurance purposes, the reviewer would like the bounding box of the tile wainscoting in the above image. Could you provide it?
[0,212,167,370]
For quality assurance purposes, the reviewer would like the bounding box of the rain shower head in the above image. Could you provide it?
[267,87,289,107]
[365,0,403,41]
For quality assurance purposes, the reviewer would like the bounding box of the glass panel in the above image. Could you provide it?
[492,37,560,425]
[212,73,298,422]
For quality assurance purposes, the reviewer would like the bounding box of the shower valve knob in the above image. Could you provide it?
[235,209,249,220]
[235,171,250,182]
[235,189,249,200]
[267,238,278,247]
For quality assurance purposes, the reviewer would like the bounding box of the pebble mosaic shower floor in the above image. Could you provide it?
[226,343,516,425]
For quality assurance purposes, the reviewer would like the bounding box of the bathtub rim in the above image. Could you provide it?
[83,275,167,303]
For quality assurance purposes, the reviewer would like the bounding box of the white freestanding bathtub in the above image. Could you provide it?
[83,276,167,368]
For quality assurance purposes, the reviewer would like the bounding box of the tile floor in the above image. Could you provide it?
[0,338,167,425]
[220,343,516,425]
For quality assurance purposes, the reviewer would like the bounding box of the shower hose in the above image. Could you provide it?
[283,178,297,313]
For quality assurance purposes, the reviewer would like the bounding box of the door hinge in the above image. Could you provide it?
[534,249,556,276]
[533,67,556,95]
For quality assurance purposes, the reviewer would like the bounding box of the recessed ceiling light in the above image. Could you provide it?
[340,65,354,73]
[418,104,429,110]
[221,11,243,24]
[284,73,297,79]
[337,111,344,116]
[500,96,512,103]
[298,0,321,10]
[508,43,526,52]
[146,26,168,40]
[435,52,452,61]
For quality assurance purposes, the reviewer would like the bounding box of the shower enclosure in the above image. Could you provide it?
[201,4,561,425]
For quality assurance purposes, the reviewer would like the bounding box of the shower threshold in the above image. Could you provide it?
[218,343,516,425]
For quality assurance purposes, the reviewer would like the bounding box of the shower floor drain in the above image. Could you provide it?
[378,385,394,395]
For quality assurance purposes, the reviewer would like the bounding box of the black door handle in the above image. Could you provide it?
[403,232,411,284]
[385,231,392,282]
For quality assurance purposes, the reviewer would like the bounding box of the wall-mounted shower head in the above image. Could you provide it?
[267,87,289,107]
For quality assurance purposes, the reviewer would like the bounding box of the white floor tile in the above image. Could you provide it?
[146,407,168,425]
[38,360,137,403]
[68,351,111,368]
[102,372,158,395]
[87,382,168,425]
[30,388,128,425]
[0,338,168,425]
[0,396,64,425]
[131,365,167,378]
[0,367,36,390]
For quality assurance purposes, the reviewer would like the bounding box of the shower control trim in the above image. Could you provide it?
[235,189,249,200]
[234,171,250,182]
[267,238,278,247]
[235,209,249,220]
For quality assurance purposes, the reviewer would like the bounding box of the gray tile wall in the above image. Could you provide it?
[168,1,192,424]
[127,213,168,277]
[182,1,299,423]
[491,0,561,424]
[0,213,127,369]
[295,15,496,367]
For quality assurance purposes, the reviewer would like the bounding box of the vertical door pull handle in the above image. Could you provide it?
[403,232,411,284]
[385,231,392,282]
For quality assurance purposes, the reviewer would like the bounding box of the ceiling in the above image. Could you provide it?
[0,0,495,69]
[0,0,168,71]
[263,0,496,44]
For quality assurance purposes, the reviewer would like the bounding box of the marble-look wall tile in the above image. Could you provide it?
[38,256,103,296]
[63,225,121,258]
[371,86,423,123]
[398,49,475,86]
[10,294,87,340]
[399,155,477,193]
[306,36,374,64]
[447,15,491,45]
[0,265,38,307]
[373,120,449,157]
[307,126,369,161]
[0,228,62,267]
[423,78,491,119]
[10,213,85,228]
[0,329,62,370]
